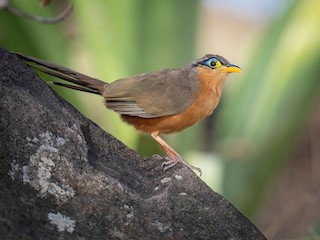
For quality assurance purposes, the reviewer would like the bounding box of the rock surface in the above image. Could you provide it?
[0,46,266,240]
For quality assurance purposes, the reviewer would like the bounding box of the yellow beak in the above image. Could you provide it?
[222,64,242,73]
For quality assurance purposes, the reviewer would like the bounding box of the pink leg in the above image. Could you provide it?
[151,132,202,176]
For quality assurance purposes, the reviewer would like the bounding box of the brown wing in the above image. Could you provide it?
[103,65,199,118]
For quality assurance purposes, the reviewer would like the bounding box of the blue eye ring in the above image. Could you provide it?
[204,58,221,68]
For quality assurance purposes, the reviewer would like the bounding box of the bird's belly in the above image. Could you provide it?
[121,95,219,134]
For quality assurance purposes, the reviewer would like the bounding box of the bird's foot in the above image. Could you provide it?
[150,133,202,176]
[161,158,179,171]
[161,156,202,176]
[152,155,179,171]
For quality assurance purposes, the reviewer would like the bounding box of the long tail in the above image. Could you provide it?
[14,52,107,95]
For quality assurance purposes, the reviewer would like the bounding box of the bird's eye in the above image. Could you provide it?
[204,58,222,69]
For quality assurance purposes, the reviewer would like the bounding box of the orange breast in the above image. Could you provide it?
[121,67,228,134]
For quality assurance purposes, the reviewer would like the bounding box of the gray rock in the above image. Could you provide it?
[0,46,266,240]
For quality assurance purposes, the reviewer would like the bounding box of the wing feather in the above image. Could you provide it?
[103,65,199,118]
[105,99,158,118]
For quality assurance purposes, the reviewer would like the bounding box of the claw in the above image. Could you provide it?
[161,159,178,169]
[161,157,202,176]
[152,154,163,159]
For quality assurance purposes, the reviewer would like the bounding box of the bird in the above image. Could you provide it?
[15,53,241,175]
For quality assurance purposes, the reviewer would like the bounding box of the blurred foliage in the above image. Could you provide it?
[0,0,199,152]
[0,0,68,60]
[214,0,320,217]
[70,0,199,153]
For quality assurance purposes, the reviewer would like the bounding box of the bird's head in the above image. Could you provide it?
[194,54,241,74]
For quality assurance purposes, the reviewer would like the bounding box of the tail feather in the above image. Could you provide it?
[52,82,101,95]
[14,52,107,94]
